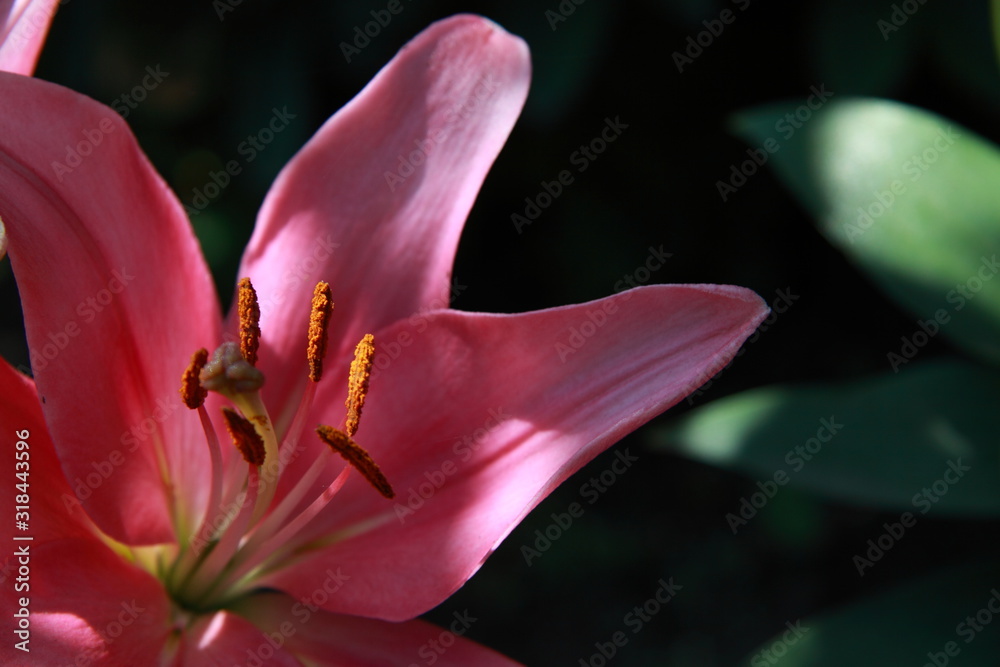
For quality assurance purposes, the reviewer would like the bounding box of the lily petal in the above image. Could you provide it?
[0,72,222,544]
[233,591,521,666]
[0,357,97,547]
[262,284,768,619]
[174,611,303,666]
[235,14,530,413]
[0,0,60,75]
[0,538,171,665]
[0,359,173,663]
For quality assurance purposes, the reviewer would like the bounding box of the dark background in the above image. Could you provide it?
[3,0,999,664]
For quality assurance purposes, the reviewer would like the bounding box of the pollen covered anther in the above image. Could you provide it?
[345,334,375,437]
[307,281,334,382]
[180,348,209,409]
[222,407,266,466]
[316,425,393,499]
[237,277,261,366]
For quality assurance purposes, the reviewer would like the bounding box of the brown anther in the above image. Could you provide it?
[180,348,209,409]
[345,334,375,437]
[307,282,334,382]
[237,277,261,366]
[222,407,266,466]
[316,425,393,499]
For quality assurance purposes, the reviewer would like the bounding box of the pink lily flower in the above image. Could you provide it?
[0,0,62,75]
[0,14,767,665]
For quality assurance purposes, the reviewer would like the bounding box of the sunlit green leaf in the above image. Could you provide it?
[652,360,1000,516]
[733,98,1000,364]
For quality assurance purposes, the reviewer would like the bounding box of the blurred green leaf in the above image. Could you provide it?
[740,562,1000,666]
[732,98,1000,365]
[651,360,1000,516]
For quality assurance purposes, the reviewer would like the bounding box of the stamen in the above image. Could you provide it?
[345,334,375,437]
[166,403,224,591]
[0,217,7,262]
[181,467,260,608]
[307,281,334,382]
[213,466,350,599]
[316,425,393,499]
[237,277,261,366]
[180,348,209,409]
[221,408,266,467]
[200,346,278,522]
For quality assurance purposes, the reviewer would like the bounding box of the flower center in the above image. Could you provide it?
[159,278,392,614]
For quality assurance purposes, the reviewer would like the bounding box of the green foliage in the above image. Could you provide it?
[656,360,1000,516]
[734,99,1000,365]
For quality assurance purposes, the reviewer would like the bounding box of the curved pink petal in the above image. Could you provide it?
[233,591,521,666]
[0,72,222,544]
[0,0,60,75]
[173,611,302,666]
[235,14,530,416]
[261,284,768,619]
[0,357,92,544]
[0,538,171,665]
